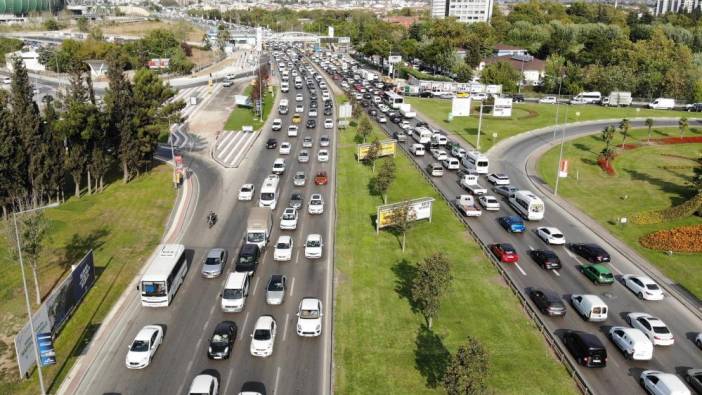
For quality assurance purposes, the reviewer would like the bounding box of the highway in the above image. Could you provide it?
[321,55,702,394]
[65,50,335,395]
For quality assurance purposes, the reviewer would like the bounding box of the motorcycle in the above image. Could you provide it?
[207,211,217,228]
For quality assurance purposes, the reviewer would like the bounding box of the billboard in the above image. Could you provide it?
[235,95,252,108]
[388,54,402,64]
[451,96,471,117]
[493,97,513,117]
[356,140,396,160]
[376,198,435,232]
[15,251,95,378]
[36,332,55,367]
[338,103,352,119]
[338,36,351,44]
[147,58,170,69]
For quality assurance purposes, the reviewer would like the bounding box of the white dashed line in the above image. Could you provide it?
[552,269,561,277]
[515,263,527,276]
[282,313,290,342]
[252,277,260,294]
[290,277,295,296]
[274,366,281,395]
[239,312,249,340]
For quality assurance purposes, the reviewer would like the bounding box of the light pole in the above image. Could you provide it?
[553,109,579,196]
[14,202,58,395]
[552,74,564,140]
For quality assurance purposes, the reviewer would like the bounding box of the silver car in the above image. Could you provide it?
[293,171,306,186]
[202,248,228,278]
[266,274,287,305]
[298,150,310,163]
[302,136,313,148]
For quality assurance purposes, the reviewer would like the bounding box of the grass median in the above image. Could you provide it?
[0,165,174,394]
[406,97,692,151]
[538,126,702,298]
[334,118,577,394]
[223,85,276,132]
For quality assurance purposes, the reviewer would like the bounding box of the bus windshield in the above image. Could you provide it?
[141,281,166,297]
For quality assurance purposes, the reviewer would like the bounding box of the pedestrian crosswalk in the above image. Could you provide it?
[213,130,259,168]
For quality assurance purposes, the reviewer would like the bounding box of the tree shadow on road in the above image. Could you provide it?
[414,324,450,389]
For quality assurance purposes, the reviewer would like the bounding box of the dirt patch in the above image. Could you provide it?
[189,48,215,68]
[0,333,17,382]
[99,20,205,42]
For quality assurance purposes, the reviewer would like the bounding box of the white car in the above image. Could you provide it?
[295,104,304,113]
[639,371,690,395]
[430,149,448,161]
[308,194,324,214]
[2,77,10,84]
[293,171,306,186]
[539,96,557,104]
[487,173,510,185]
[272,158,286,175]
[280,207,299,230]
[238,184,255,201]
[295,93,303,102]
[626,312,674,346]
[622,274,664,301]
[478,195,500,211]
[324,118,334,129]
[125,325,163,369]
[317,149,329,162]
[279,142,291,155]
[608,326,653,361]
[305,234,323,259]
[250,315,277,357]
[272,118,283,131]
[296,298,323,337]
[536,227,566,245]
[188,374,219,395]
[377,115,387,123]
[320,135,330,147]
[298,150,310,163]
[400,121,412,131]
[308,109,318,117]
[302,136,313,148]
[274,235,293,261]
[288,125,298,137]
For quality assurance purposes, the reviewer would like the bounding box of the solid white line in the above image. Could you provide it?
[240,312,250,340]
[225,131,258,165]
[282,313,290,342]
[609,263,623,275]
[290,277,295,296]
[201,320,208,331]
[528,245,534,251]
[224,369,234,395]
[252,277,260,295]
[515,263,527,276]
[552,269,561,277]
[274,366,282,395]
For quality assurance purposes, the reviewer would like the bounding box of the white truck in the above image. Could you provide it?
[246,208,273,250]
[601,91,632,107]
[460,173,487,195]
[454,195,482,217]
[398,103,416,119]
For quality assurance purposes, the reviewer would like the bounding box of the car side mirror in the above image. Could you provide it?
[219,293,222,298]
[296,313,300,317]
[250,333,254,338]
[136,285,140,291]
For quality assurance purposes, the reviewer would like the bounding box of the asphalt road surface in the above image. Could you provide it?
[324,58,702,394]
[69,52,335,395]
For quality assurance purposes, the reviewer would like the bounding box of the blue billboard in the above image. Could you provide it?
[46,250,96,334]
[36,332,55,367]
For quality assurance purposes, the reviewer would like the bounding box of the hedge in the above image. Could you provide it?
[631,192,702,225]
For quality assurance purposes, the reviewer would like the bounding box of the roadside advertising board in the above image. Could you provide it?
[356,139,396,160]
[451,96,471,117]
[493,97,513,117]
[376,197,435,232]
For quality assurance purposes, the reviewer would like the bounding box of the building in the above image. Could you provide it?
[478,54,545,86]
[383,15,421,28]
[5,50,45,73]
[655,0,701,14]
[493,43,528,57]
[431,0,494,23]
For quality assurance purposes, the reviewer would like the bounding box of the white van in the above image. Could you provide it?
[281,82,289,93]
[259,175,280,209]
[221,272,249,312]
[648,98,675,110]
[508,190,545,220]
[570,91,601,104]
[410,144,425,156]
[570,294,608,322]
[608,327,653,361]
[462,150,489,174]
[412,127,433,145]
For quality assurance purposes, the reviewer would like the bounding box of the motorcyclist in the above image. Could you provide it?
[207,210,217,227]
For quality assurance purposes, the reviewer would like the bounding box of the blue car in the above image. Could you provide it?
[499,216,526,233]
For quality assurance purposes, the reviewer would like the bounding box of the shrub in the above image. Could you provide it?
[640,224,702,252]
[631,193,702,224]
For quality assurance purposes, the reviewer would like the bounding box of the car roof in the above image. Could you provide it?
[241,244,259,254]
[300,297,320,310]
[277,235,291,243]
[569,331,605,349]
[135,325,160,341]
[190,374,216,392]
[214,320,236,333]
[241,183,253,188]
[588,264,611,274]
[283,207,296,213]
[614,327,649,342]
[254,315,274,328]
[270,274,284,283]
[311,193,322,199]
[207,248,225,258]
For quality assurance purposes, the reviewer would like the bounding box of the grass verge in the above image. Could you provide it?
[223,84,276,131]
[334,115,577,394]
[406,97,693,151]
[538,127,702,298]
[0,165,174,393]
[97,20,206,43]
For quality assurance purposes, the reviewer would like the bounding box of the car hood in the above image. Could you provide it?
[250,339,272,351]
[297,317,321,330]
[209,341,229,354]
[126,350,149,363]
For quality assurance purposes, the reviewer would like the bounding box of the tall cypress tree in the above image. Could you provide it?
[0,91,25,214]
[9,57,36,200]
[104,57,138,183]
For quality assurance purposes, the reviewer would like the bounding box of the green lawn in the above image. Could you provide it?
[538,126,702,298]
[406,97,693,151]
[0,166,174,393]
[334,121,577,394]
[223,84,276,131]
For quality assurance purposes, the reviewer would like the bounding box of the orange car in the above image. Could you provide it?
[314,171,328,185]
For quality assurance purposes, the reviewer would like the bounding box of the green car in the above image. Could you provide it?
[581,264,614,285]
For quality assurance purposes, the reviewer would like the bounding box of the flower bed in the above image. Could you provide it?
[640,224,702,252]
[597,157,616,175]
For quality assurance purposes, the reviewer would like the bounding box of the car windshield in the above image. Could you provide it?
[247,232,265,243]
[283,212,295,219]
[552,233,564,239]
[223,289,243,299]
[212,333,229,344]
[300,309,320,319]
[241,186,252,192]
[253,329,271,341]
[130,340,149,352]
[276,242,290,249]
[307,240,321,248]
[311,199,322,205]
[268,281,284,291]
[204,257,220,266]
[141,281,166,297]
[602,272,613,279]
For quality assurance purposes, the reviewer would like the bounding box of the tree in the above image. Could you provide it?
[373,158,396,203]
[216,25,231,55]
[600,125,616,161]
[10,57,39,202]
[386,200,415,252]
[365,138,381,173]
[0,90,25,213]
[452,62,473,83]
[618,118,630,146]
[43,18,62,31]
[104,58,137,183]
[480,61,521,93]
[645,118,654,143]
[443,337,489,395]
[357,115,372,143]
[411,253,452,329]
[77,16,90,33]
[679,117,689,139]
[19,209,49,304]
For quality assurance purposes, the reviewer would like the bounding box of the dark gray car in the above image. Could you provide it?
[202,248,228,278]
[289,192,303,209]
[266,274,287,305]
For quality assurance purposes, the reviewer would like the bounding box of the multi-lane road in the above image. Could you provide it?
[63,51,334,395]
[321,56,702,394]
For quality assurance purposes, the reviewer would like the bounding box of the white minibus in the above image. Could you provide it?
[139,244,188,307]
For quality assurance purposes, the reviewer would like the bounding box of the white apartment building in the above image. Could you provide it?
[431,0,494,23]
[655,0,701,14]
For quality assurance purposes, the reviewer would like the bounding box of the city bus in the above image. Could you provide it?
[383,91,404,109]
[139,244,188,307]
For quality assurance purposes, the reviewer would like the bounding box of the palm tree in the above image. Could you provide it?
[619,118,630,147]
[679,117,689,140]
[645,118,654,143]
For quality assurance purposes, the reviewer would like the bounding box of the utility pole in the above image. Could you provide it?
[553,106,570,196]
[476,102,484,150]
[552,75,564,140]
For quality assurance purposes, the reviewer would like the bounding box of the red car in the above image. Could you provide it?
[314,171,328,185]
[490,243,519,263]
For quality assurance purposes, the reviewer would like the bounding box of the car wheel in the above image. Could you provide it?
[637,292,644,300]
[626,316,632,326]
[697,339,702,348]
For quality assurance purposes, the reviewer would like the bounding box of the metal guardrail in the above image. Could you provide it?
[334,85,594,395]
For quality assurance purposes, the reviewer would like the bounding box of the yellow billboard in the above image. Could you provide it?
[356,139,396,161]
[376,198,435,232]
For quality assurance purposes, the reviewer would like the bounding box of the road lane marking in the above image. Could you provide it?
[295,250,300,263]
[274,366,281,395]
[515,263,527,276]
[552,269,561,277]
[282,313,290,342]
[528,245,534,250]
[609,263,623,275]
[240,312,249,340]
[253,277,260,294]
[290,277,295,296]
[224,369,234,395]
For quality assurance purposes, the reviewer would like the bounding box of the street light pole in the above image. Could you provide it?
[13,203,57,395]
[552,75,563,140]
[553,106,570,196]
[476,102,484,150]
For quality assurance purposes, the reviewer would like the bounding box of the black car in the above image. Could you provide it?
[323,107,333,116]
[362,93,372,100]
[511,94,525,102]
[235,244,260,274]
[529,249,562,270]
[569,243,610,263]
[562,330,607,368]
[266,138,278,149]
[306,119,316,129]
[528,288,566,316]
[686,103,702,112]
[419,91,432,98]
[207,321,237,359]
[324,99,333,109]
[390,116,402,124]
[310,100,318,108]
